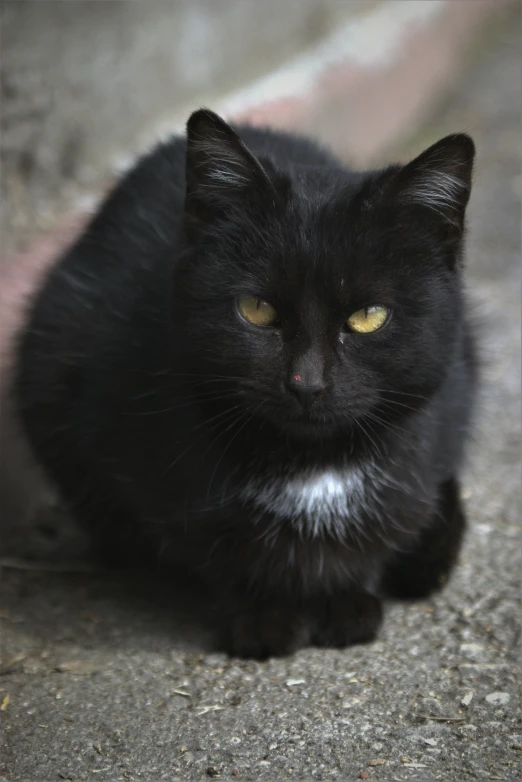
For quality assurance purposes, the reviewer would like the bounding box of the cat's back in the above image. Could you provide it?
[14,140,193,434]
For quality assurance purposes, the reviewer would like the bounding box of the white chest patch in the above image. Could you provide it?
[241,466,373,538]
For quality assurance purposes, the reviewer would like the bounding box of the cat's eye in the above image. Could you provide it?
[237,295,278,327]
[346,305,390,334]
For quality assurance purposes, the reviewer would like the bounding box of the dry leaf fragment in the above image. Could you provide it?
[461,691,474,707]
[196,705,224,716]
[425,715,464,723]
[55,661,100,675]
[0,653,28,675]
[1,694,10,710]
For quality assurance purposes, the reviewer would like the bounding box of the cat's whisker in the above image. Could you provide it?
[351,416,388,463]
[205,401,268,501]
[376,399,423,415]
[374,400,437,427]
[124,390,241,416]
[129,374,244,400]
[127,369,244,381]
[161,404,246,476]
[364,412,429,457]
[376,397,432,416]
[372,388,431,402]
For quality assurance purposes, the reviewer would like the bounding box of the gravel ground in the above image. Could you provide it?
[1,19,520,782]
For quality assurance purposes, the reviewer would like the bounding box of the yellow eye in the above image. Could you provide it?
[346,305,389,333]
[237,295,278,327]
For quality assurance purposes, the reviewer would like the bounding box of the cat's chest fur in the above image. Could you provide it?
[240,465,375,538]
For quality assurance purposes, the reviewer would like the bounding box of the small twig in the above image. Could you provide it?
[196,705,224,716]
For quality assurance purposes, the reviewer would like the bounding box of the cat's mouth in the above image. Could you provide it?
[242,389,347,439]
[277,415,343,439]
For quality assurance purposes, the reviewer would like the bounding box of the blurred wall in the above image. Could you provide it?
[1,0,367,256]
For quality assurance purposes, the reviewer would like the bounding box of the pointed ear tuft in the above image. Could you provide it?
[394,133,475,231]
[184,109,273,222]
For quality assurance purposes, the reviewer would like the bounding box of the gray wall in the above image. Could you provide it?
[1,0,367,255]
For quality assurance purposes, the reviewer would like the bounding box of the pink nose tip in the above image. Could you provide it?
[292,374,302,383]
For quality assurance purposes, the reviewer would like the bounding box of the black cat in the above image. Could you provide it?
[14,109,477,658]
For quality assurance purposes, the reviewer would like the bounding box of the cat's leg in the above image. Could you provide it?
[86,505,159,569]
[43,457,158,568]
[221,598,311,659]
[379,477,466,599]
[220,590,383,658]
[309,590,383,648]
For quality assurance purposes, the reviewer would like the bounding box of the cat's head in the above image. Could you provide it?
[174,109,474,440]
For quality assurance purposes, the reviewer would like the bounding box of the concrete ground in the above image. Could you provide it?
[1,20,520,782]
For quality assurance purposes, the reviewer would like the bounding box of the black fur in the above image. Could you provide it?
[14,110,477,658]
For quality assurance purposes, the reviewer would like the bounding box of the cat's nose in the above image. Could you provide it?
[286,373,327,407]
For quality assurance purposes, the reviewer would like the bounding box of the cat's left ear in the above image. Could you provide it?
[184,109,274,228]
[390,133,475,237]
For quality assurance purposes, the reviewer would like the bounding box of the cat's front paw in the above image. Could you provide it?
[311,592,383,648]
[222,603,310,659]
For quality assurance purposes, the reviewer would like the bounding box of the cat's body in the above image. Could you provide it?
[14,111,477,657]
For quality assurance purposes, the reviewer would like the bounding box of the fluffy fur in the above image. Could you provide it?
[14,110,477,658]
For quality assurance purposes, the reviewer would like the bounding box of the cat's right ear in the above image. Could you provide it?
[184,109,275,232]
[386,133,475,238]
